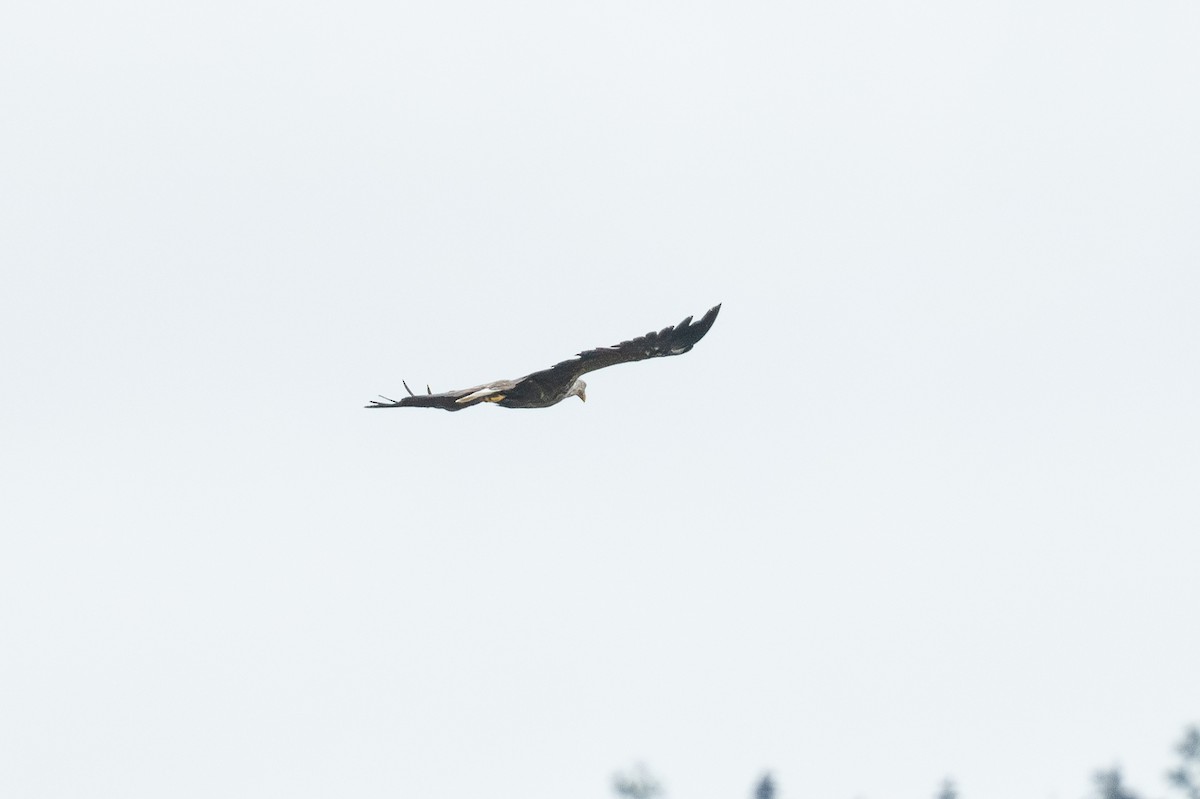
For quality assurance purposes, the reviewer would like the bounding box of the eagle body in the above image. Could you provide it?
[367,304,721,412]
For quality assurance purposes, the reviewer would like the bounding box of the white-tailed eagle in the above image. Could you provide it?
[366,304,721,412]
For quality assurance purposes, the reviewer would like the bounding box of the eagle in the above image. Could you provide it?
[366,304,721,411]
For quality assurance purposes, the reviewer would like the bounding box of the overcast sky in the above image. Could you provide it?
[2,2,1198,798]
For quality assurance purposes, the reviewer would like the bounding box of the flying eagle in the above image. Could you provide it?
[366,304,721,411]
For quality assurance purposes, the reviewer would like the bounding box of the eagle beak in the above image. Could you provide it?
[578,390,587,403]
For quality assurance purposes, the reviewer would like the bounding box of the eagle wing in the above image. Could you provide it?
[517,303,722,393]
[365,380,516,411]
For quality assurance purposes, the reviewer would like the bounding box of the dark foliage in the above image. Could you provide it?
[1169,727,1200,799]
[613,763,663,799]
[936,778,958,799]
[1094,768,1139,799]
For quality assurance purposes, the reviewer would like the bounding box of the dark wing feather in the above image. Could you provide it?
[365,383,504,412]
[518,303,722,393]
[365,391,470,411]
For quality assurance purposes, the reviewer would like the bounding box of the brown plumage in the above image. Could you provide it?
[366,304,721,412]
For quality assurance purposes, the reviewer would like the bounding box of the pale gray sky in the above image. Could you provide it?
[2,2,1198,798]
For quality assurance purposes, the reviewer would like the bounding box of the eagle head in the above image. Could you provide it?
[572,379,587,403]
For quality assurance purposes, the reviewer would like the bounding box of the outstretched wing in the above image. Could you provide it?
[365,380,513,412]
[519,303,722,392]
